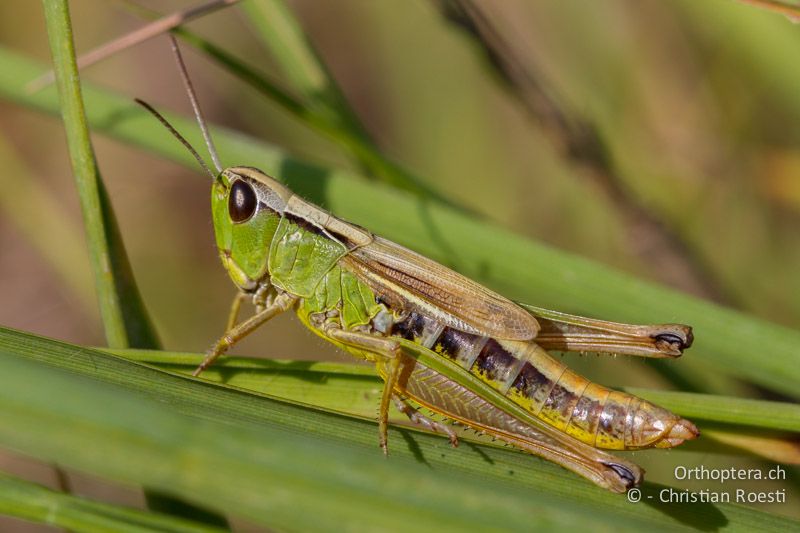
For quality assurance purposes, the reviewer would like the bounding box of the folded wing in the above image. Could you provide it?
[345,237,539,340]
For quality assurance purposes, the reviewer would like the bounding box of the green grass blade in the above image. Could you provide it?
[111,349,800,434]
[0,325,796,531]
[0,472,224,533]
[625,389,800,433]
[113,348,800,464]
[1,44,799,399]
[40,0,158,350]
[239,0,362,129]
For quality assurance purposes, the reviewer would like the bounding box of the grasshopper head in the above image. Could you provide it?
[211,166,293,291]
[133,43,294,292]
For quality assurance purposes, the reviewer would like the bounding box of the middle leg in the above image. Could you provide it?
[322,325,407,455]
[393,395,459,447]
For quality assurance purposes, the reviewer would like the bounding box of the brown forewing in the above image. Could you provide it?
[345,237,539,340]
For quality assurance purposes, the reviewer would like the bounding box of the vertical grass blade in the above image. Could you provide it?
[41,0,158,349]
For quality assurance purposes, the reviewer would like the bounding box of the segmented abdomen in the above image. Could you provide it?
[391,312,683,450]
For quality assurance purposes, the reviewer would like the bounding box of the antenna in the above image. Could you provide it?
[134,98,216,180]
[169,35,223,174]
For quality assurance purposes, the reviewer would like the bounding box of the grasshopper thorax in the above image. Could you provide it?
[212,166,293,291]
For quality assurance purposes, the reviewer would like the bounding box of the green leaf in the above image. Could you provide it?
[40,0,158,350]
[625,388,800,433]
[118,349,800,465]
[0,325,795,531]
[113,349,800,433]
[0,472,223,533]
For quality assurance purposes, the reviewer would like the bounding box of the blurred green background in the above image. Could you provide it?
[1,0,799,529]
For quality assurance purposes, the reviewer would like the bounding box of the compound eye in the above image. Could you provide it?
[229,180,257,223]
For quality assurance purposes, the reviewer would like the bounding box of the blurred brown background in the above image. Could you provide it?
[1,0,799,529]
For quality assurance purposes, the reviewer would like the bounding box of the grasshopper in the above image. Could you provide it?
[136,36,698,494]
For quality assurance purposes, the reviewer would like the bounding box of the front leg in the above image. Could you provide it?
[225,291,248,332]
[194,292,297,377]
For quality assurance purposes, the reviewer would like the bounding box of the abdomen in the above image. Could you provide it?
[390,312,694,450]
